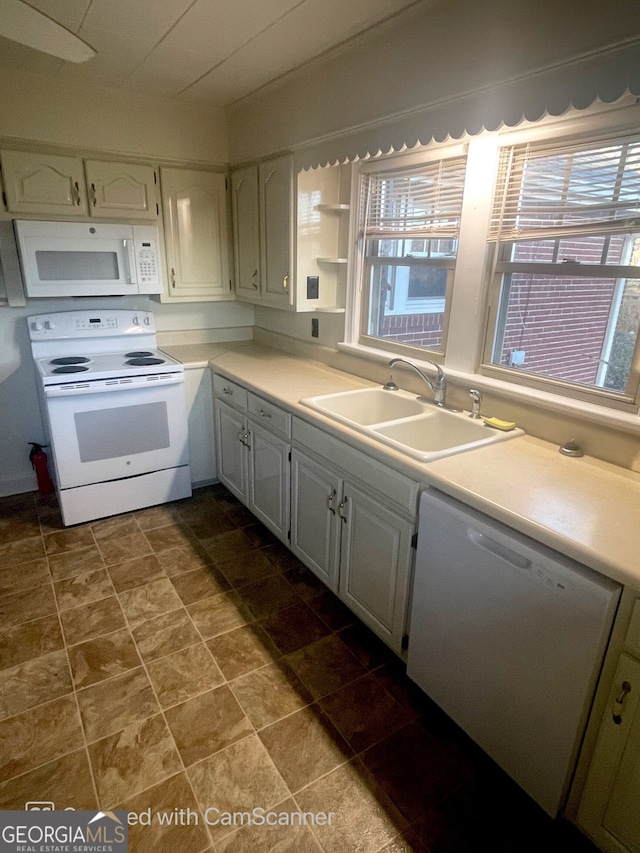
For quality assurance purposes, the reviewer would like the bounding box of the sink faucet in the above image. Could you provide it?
[387,357,447,407]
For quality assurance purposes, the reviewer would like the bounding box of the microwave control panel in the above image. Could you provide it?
[135,240,160,286]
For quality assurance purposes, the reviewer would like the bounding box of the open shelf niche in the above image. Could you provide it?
[296,163,351,313]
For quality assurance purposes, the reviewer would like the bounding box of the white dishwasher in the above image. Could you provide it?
[407,488,621,817]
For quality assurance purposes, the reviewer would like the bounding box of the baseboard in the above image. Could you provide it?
[0,475,37,498]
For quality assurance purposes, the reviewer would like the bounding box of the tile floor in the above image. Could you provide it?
[0,485,599,853]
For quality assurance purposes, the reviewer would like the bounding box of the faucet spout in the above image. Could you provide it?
[387,357,447,406]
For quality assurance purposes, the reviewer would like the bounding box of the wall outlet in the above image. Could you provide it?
[307,275,319,299]
[311,318,319,338]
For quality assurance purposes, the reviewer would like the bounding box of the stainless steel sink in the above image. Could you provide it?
[300,387,523,461]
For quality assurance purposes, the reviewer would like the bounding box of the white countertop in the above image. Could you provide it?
[175,341,640,592]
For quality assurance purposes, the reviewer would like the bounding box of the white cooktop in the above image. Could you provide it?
[28,309,183,385]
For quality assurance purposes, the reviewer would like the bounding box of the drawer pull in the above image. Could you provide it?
[223,387,234,396]
[259,408,272,418]
[613,681,632,725]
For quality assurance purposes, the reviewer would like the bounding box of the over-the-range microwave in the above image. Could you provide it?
[14,219,162,297]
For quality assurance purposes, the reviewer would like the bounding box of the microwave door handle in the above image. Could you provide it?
[122,239,136,284]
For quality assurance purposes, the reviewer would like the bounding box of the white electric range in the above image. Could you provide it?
[29,309,192,526]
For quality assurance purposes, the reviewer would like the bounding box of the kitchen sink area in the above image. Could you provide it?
[300,386,524,461]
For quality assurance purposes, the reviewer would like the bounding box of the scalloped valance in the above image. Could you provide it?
[294,40,640,172]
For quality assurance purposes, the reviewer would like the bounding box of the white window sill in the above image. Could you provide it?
[336,341,640,436]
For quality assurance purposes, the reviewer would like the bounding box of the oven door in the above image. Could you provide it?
[43,375,189,489]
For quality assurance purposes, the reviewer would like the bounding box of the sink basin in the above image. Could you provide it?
[302,387,424,425]
[300,386,523,461]
[372,410,513,460]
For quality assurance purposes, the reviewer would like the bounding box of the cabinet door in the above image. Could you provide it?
[290,449,340,592]
[1,149,87,215]
[184,368,216,486]
[259,155,293,308]
[578,653,640,852]
[231,165,261,300]
[247,420,290,544]
[214,399,247,501]
[338,480,413,652]
[85,161,158,219]
[162,168,232,300]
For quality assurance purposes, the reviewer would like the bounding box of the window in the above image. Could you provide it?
[484,135,640,404]
[356,148,467,356]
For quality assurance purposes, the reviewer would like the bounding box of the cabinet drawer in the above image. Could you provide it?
[213,375,247,410]
[248,393,291,438]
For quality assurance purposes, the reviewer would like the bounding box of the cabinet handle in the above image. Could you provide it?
[90,182,97,207]
[252,269,258,289]
[612,680,632,725]
[326,488,337,515]
[243,429,251,448]
[170,268,176,288]
[73,181,81,205]
[283,273,289,291]
[258,408,272,418]
[338,495,348,523]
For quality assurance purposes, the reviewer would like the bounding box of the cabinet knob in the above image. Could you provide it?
[612,680,632,725]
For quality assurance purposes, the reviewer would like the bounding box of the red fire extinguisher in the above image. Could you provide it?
[29,442,54,496]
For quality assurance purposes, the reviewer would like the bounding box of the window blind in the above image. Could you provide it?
[360,155,467,241]
[489,136,640,242]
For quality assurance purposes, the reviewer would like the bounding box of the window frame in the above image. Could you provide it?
[351,143,467,362]
[480,130,640,412]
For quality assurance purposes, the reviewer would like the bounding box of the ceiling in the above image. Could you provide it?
[0,0,427,106]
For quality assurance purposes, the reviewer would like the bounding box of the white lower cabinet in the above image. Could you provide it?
[290,449,341,591]
[213,376,290,543]
[290,419,418,653]
[212,373,418,653]
[577,600,640,852]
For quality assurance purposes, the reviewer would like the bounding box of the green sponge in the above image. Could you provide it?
[483,416,517,431]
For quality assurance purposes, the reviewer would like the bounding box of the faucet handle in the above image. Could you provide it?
[469,388,482,419]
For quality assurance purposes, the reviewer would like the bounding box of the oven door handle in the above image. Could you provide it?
[43,373,185,397]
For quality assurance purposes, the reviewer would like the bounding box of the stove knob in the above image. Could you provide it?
[132,315,140,325]
[44,320,55,331]
[143,315,151,326]
[32,320,43,332]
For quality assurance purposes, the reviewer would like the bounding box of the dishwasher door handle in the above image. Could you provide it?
[467,528,531,569]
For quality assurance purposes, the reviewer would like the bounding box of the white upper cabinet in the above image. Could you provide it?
[1,150,160,220]
[259,155,294,308]
[231,164,261,299]
[232,155,294,309]
[1,150,88,216]
[84,160,158,220]
[160,167,233,302]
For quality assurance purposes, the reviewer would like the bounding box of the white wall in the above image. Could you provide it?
[0,67,228,163]
[0,68,252,495]
[227,0,640,163]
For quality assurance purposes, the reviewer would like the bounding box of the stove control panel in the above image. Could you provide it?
[28,310,157,340]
